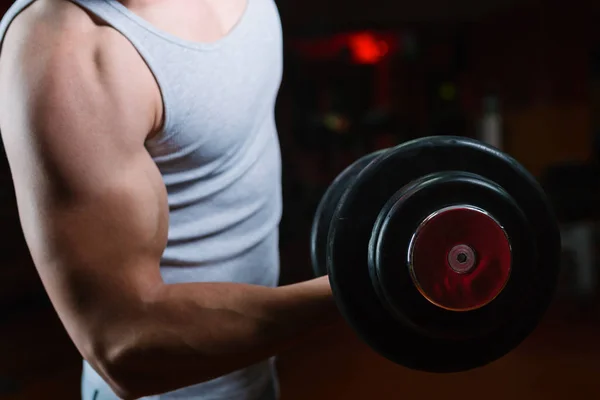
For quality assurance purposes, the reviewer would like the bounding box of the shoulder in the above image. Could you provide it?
[2,0,124,62]
[0,0,161,139]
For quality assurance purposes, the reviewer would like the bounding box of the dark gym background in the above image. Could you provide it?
[2,0,600,399]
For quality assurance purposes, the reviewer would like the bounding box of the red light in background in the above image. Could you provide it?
[289,31,398,63]
[348,32,389,64]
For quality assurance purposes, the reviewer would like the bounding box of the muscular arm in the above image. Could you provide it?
[0,4,338,399]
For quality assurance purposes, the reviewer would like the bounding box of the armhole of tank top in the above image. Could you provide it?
[64,0,174,146]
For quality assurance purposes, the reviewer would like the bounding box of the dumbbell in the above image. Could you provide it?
[310,136,560,373]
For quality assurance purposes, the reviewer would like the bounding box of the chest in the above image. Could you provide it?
[142,0,283,171]
[129,0,249,44]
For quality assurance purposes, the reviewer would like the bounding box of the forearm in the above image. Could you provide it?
[99,276,340,399]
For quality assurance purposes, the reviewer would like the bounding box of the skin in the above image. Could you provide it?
[0,1,342,399]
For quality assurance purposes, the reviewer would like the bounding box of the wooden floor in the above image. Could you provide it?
[1,298,600,400]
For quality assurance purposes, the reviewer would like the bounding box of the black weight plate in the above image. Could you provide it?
[310,150,387,277]
[368,171,534,340]
[327,136,560,373]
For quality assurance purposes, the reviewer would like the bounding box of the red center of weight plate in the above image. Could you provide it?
[408,205,512,311]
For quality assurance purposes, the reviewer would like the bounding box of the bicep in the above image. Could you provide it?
[0,35,168,358]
